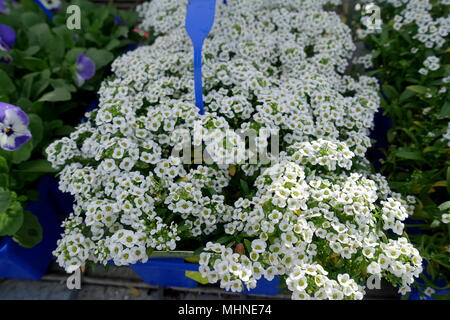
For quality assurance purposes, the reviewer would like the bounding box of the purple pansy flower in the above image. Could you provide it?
[0,0,6,13]
[114,15,126,26]
[0,24,16,52]
[75,54,96,87]
[0,102,32,151]
[0,0,15,14]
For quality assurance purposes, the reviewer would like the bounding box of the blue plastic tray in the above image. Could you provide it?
[408,286,450,300]
[408,260,450,300]
[130,258,280,295]
[244,276,280,296]
[130,258,200,288]
[0,176,62,280]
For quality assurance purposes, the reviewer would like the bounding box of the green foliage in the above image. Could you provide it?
[0,191,24,236]
[355,1,450,296]
[185,270,209,285]
[13,210,43,248]
[0,0,140,247]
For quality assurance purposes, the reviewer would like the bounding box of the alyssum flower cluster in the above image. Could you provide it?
[47,0,423,299]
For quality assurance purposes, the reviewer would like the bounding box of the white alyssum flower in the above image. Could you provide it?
[423,56,441,71]
[442,213,450,224]
[47,0,422,300]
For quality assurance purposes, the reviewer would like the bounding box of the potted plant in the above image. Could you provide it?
[47,0,423,299]
[0,0,139,280]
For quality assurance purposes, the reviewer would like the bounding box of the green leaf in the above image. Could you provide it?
[243,238,252,253]
[155,207,168,215]
[21,75,34,99]
[438,201,450,212]
[85,48,113,70]
[399,88,416,102]
[120,10,139,26]
[240,179,249,194]
[113,26,129,38]
[55,125,75,136]
[46,32,65,62]
[439,101,450,118]
[21,12,43,27]
[12,210,42,248]
[0,201,23,236]
[381,84,398,102]
[215,235,234,244]
[46,119,63,131]
[11,140,33,164]
[28,114,43,146]
[185,271,209,285]
[15,159,55,173]
[24,46,40,56]
[88,6,110,32]
[27,23,52,48]
[447,167,450,196]
[105,39,121,51]
[0,69,16,95]
[49,79,76,92]
[430,219,441,228]
[119,11,139,26]
[406,85,428,95]
[31,70,51,100]
[0,174,9,188]
[21,57,47,71]
[52,26,74,48]
[0,156,9,174]
[184,256,200,264]
[395,148,424,161]
[38,87,71,102]
[0,190,11,212]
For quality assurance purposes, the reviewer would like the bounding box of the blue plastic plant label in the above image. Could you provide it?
[33,0,54,20]
[185,0,217,115]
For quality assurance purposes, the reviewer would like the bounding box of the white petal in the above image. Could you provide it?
[12,122,29,135]
[0,133,15,150]
[5,108,27,126]
[75,74,85,87]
